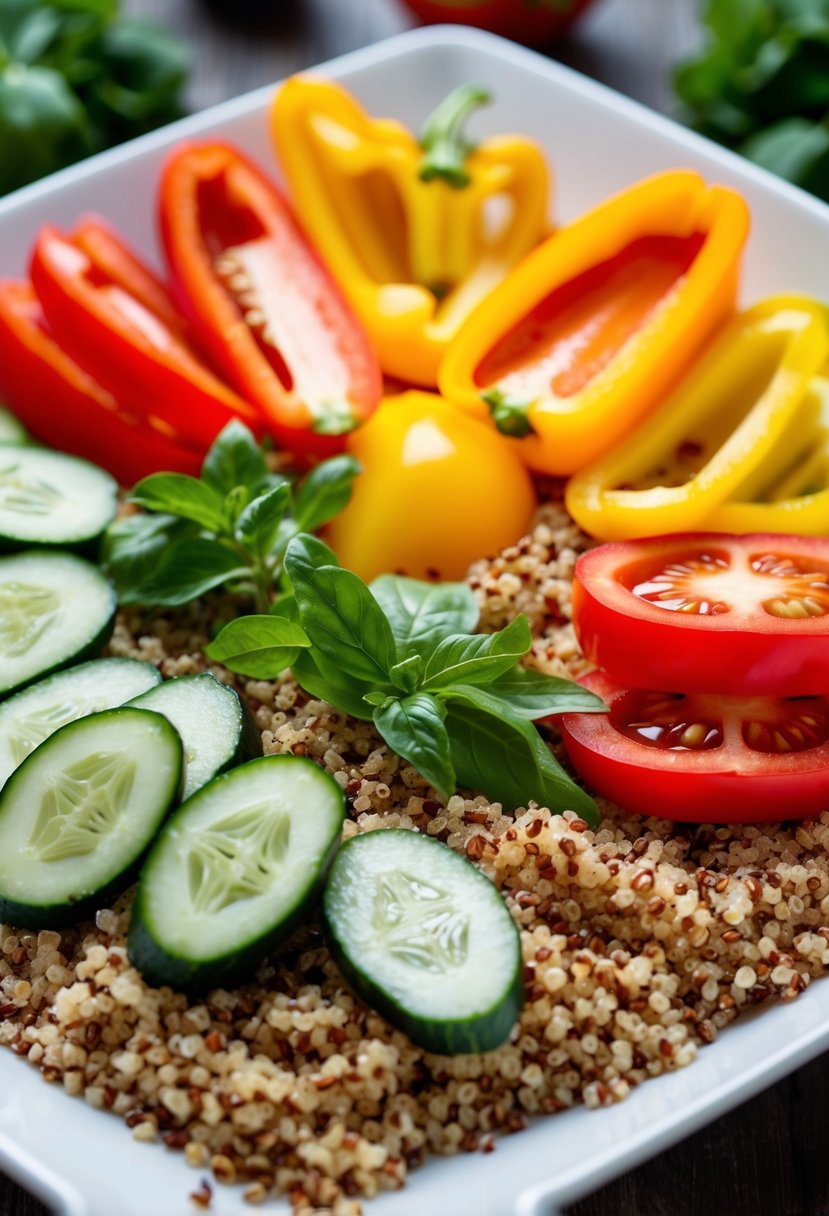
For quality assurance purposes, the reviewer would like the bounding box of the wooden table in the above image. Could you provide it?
[2,1,827,1213]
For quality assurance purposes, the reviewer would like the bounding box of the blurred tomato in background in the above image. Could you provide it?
[400,0,598,47]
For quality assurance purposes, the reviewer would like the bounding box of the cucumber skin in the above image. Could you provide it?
[128,756,345,994]
[234,691,265,767]
[129,675,263,790]
[0,560,117,702]
[0,709,183,930]
[323,833,525,1056]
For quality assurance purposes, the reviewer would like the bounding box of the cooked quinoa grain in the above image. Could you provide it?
[3,502,829,1213]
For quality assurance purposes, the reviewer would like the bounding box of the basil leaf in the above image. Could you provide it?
[291,648,374,720]
[373,693,454,803]
[370,575,479,659]
[136,539,250,606]
[283,533,340,584]
[741,116,829,198]
[293,454,361,532]
[444,686,598,823]
[236,483,292,554]
[130,473,226,531]
[481,667,609,720]
[270,593,299,622]
[422,615,532,690]
[293,564,396,684]
[0,63,91,195]
[206,615,310,678]
[223,484,250,528]
[389,653,424,693]
[102,511,196,603]
[200,420,268,496]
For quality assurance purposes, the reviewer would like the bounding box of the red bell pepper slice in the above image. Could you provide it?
[30,224,262,452]
[70,216,190,340]
[0,280,201,485]
[157,141,383,458]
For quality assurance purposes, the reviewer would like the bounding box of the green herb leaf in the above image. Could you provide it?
[134,538,249,606]
[389,653,424,693]
[283,532,340,584]
[270,593,299,621]
[370,575,479,659]
[373,693,454,802]
[200,420,269,496]
[130,472,227,532]
[481,667,609,720]
[292,562,397,684]
[422,615,532,690]
[236,483,292,555]
[0,63,91,194]
[293,454,361,533]
[206,615,310,678]
[741,114,829,197]
[102,511,196,603]
[291,648,374,720]
[443,686,598,822]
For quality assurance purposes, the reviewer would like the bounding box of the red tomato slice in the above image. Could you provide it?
[559,670,829,823]
[572,533,829,697]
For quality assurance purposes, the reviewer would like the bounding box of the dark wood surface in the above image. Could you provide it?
[2,1,826,1213]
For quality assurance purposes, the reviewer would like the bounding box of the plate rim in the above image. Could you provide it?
[1,21,829,1216]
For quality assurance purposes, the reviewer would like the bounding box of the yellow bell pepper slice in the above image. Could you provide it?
[563,298,829,540]
[439,170,750,476]
[270,76,549,388]
[707,367,829,535]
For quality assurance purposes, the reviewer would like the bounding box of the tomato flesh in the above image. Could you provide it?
[559,671,829,823]
[573,533,829,696]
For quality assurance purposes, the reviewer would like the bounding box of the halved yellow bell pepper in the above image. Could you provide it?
[706,366,829,535]
[563,298,829,539]
[438,170,750,476]
[270,76,549,387]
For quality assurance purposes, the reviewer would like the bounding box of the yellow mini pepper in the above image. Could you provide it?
[438,170,750,476]
[706,367,829,535]
[325,390,537,582]
[564,298,829,539]
[270,76,549,387]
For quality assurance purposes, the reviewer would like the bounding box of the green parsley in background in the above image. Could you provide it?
[0,0,188,195]
[675,0,829,203]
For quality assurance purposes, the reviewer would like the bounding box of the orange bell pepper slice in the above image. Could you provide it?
[439,170,750,476]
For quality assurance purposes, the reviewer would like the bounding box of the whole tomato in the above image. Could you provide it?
[401,0,598,47]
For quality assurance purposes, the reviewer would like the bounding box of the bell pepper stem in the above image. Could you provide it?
[483,389,536,438]
[419,83,491,190]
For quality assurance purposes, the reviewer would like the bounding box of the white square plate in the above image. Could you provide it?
[1,24,829,1216]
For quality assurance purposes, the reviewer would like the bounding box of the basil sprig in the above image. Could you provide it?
[103,421,360,611]
[207,533,606,821]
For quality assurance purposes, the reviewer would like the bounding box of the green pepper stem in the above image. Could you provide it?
[419,83,492,190]
[483,390,536,438]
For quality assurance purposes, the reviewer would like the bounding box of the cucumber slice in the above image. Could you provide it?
[323,830,523,1055]
[0,551,116,699]
[0,444,116,550]
[129,673,262,799]
[0,707,183,928]
[0,657,162,790]
[0,409,27,444]
[129,755,346,991]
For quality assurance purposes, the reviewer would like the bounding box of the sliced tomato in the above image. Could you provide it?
[558,670,829,822]
[572,533,829,697]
